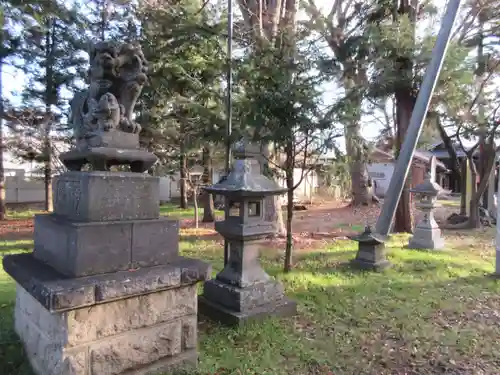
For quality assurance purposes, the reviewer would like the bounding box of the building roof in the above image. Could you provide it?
[370,147,447,171]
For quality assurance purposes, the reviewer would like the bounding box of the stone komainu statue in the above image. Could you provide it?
[62,40,156,172]
[69,41,148,145]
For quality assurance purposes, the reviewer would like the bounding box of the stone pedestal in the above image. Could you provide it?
[407,212,444,250]
[199,241,296,326]
[3,171,210,375]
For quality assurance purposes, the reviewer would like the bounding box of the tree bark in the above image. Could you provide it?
[44,18,54,212]
[261,143,285,236]
[284,141,294,272]
[192,184,199,229]
[179,144,188,209]
[346,118,372,205]
[392,0,417,233]
[0,49,6,220]
[393,92,414,233]
[201,146,215,222]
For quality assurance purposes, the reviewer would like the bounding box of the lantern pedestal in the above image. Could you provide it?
[199,282,297,326]
[199,223,297,326]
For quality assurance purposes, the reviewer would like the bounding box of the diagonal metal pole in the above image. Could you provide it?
[223,0,234,266]
[375,0,462,236]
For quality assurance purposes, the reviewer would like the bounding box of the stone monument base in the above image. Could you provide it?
[408,227,444,250]
[4,253,210,375]
[198,279,297,326]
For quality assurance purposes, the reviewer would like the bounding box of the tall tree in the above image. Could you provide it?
[139,0,225,208]
[16,1,86,211]
[236,32,338,272]
[236,0,299,235]
[304,1,375,206]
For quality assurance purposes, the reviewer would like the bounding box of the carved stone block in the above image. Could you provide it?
[33,215,180,277]
[14,280,200,375]
[53,171,160,222]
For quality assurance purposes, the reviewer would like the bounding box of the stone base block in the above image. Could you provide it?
[198,295,297,326]
[53,171,160,222]
[34,214,179,277]
[15,283,198,375]
[199,279,297,326]
[408,228,445,250]
[351,243,391,271]
[203,279,286,312]
[4,253,210,375]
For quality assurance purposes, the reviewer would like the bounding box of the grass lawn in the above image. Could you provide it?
[161,202,223,219]
[0,226,499,374]
[2,202,222,221]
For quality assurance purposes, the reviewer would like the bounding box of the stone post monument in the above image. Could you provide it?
[2,41,210,375]
[198,141,297,325]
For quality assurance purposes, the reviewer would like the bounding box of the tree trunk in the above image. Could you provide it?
[0,53,6,220]
[179,146,188,209]
[468,147,496,228]
[284,143,294,273]
[201,146,215,222]
[460,159,467,215]
[345,81,372,206]
[192,185,199,229]
[261,143,285,236]
[392,0,417,233]
[468,168,480,228]
[44,18,54,212]
[284,185,294,272]
[393,93,414,233]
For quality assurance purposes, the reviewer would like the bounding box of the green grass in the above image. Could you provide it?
[5,209,44,219]
[1,231,500,374]
[160,202,223,219]
[438,199,460,208]
[2,203,221,221]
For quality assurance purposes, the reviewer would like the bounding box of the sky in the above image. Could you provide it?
[1,0,468,164]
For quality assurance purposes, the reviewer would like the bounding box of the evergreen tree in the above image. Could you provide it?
[235,33,338,272]
[139,0,225,209]
[13,0,87,211]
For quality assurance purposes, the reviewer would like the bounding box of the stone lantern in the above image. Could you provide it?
[349,224,390,270]
[408,172,447,250]
[199,141,297,326]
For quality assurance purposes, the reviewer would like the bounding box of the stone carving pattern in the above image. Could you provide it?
[69,41,148,149]
[56,179,82,215]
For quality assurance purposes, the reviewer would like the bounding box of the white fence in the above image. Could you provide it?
[159,168,318,203]
[5,169,45,204]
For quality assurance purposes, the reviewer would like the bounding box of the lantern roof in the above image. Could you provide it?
[410,173,447,197]
[204,158,287,198]
[349,225,388,244]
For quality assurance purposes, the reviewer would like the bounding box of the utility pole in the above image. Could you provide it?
[350,0,462,271]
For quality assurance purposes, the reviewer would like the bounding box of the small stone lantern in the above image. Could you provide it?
[349,224,390,271]
[199,141,297,326]
[408,172,447,250]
